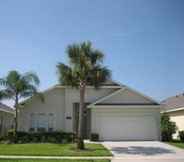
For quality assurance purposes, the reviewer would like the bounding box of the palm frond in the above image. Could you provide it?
[22,72,40,86]
[0,70,41,102]
[87,66,111,88]
[0,89,15,100]
[57,63,79,87]
[58,41,111,89]
[91,50,104,64]
[6,70,21,85]
[19,84,37,98]
[0,91,3,100]
[67,44,81,65]
[0,78,8,86]
[80,41,91,57]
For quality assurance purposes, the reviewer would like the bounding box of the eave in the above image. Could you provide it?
[161,107,184,113]
[88,105,161,109]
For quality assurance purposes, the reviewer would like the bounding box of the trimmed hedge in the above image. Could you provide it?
[90,133,99,141]
[6,130,75,144]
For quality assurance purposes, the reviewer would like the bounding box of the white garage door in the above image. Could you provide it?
[98,114,159,141]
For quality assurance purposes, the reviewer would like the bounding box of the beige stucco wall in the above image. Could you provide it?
[64,87,118,132]
[18,87,66,132]
[0,111,14,136]
[166,110,184,138]
[102,89,153,104]
[18,85,160,140]
[18,86,118,132]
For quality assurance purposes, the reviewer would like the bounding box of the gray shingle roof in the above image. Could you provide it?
[0,102,14,113]
[161,93,184,111]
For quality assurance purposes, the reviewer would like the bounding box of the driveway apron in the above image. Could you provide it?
[103,141,184,162]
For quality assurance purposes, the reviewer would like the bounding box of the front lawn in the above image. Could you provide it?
[0,160,110,162]
[0,143,112,156]
[168,141,184,149]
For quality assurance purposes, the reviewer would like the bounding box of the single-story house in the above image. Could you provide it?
[18,81,161,141]
[161,93,184,138]
[0,103,15,136]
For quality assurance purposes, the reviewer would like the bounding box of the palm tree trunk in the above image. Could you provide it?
[77,82,85,150]
[14,95,18,134]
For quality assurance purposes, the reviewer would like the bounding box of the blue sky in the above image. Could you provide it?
[0,0,184,104]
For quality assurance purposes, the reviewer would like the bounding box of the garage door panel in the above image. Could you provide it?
[97,114,158,141]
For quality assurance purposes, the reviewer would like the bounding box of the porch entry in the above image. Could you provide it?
[73,103,91,139]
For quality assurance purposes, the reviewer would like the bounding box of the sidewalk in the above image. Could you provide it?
[0,155,113,160]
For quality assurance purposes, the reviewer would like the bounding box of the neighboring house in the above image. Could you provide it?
[0,103,15,136]
[161,93,184,138]
[18,81,161,141]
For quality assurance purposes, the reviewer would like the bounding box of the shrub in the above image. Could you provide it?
[6,131,75,144]
[62,132,74,143]
[90,133,99,141]
[47,136,57,143]
[161,114,177,142]
[179,131,184,142]
[7,129,16,143]
[0,136,6,142]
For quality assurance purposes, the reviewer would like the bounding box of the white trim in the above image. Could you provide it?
[20,85,64,106]
[0,108,15,114]
[89,105,161,109]
[20,80,159,107]
[40,85,65,93]
[55,85,121,89]
[20,84,121,106]
[87,88,126,108]
[162,107,184,113]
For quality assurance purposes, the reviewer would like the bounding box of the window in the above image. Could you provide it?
[37,113,48,132]
[30,113,36,132]
[29,113,55,132]
[48,113,54,132]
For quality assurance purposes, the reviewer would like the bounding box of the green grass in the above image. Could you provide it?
[0,143,112,156]
[0,160,110,162]
[168,141,184,149]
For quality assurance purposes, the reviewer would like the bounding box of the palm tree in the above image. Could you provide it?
[0,92,3,100]
[57,41,111,149]
[0,70,42,134]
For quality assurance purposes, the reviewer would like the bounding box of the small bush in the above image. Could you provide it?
[161,114,177,142]
[47,136,57,143]
[90,133,99,141]
[179,131,184,142]
[6,131,74,144]
[7,129,16,143]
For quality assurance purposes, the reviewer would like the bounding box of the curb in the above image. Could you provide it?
[0,155,113,160]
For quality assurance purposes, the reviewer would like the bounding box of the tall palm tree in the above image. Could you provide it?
[0,70,42,133]
[0,92,3,100]
[57,41,111,149]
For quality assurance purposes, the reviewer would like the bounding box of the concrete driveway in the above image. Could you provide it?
[102,141,184,162]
